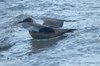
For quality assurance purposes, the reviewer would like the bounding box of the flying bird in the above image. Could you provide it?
[19,17,76,39]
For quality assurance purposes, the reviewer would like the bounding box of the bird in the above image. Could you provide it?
[41,16,77,28]
[19,17,76,39]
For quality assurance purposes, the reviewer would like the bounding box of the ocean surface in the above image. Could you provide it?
[0,0,100,66]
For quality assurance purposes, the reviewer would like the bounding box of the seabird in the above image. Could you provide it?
[41,16,77,28]
[19,17,76,39]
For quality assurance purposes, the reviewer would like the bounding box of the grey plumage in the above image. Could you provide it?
[42,16,77,28]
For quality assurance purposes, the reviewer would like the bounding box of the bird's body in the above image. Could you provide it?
[29,28,76,39]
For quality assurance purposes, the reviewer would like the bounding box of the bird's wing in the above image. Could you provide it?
[41,16,77,28]
[42,16,64,28]
[54,28,77,33]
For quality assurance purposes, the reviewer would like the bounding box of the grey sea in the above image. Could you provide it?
[0,0,100,66]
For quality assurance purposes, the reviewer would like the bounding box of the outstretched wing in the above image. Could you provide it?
[42,16,64,28]
[42,16,77,28]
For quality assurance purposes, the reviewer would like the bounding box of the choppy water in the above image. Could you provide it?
[0,0,100,66]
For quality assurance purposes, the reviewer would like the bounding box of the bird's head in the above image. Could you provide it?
[18,17,34,23]
[18,17,36,30]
